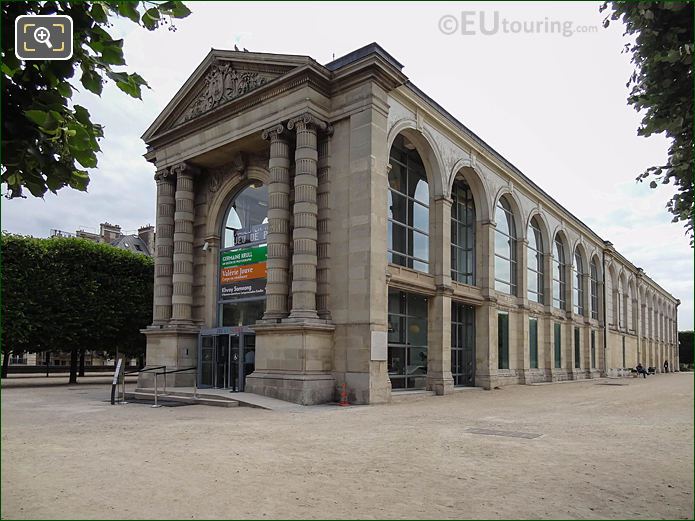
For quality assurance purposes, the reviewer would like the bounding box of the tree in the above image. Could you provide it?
[678,330,693,367]
[1,1,190,199]
[601,2,694,244]
[1,234,154,382]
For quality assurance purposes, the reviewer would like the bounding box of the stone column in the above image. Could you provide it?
[517,238,530,381]
[316,132,332,320]
[152,168,175,325]
[429,195,454,395]
[476,221,498,389]
[563,260,574,374]
[287,113,328,320]
[262,124,291,321]
[170,163,195,325]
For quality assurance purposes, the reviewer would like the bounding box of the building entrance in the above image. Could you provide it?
[198,327,256,391]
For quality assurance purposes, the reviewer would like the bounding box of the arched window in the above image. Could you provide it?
[552,237,565,309]
[572,250,584,315]
[222,183,268,248]
[494,197,516,295]
[219,182,268,327]
[527,217,544,303]
[451,179,475,285]
[388,135,429,273]
[590,259,599,320]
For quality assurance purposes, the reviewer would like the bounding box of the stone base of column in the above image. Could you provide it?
[520,368,550,384]
[248,321,335,405]
[427,372,454,395]
[475,372,499,390]
[550,369,571,382]
[138,325,199,389]
[340,365,392,404]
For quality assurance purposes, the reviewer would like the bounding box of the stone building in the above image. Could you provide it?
[138,43,680,404]
[54,222,156,256]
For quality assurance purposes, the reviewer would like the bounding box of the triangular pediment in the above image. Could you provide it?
[142,49,316,143]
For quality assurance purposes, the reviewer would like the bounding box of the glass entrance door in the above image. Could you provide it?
[198,331,256,391]
[452,302,476,387]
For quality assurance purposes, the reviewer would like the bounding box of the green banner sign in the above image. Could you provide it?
[220,244,267,269]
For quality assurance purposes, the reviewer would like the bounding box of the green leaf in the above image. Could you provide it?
[57,82,72,97]
[141,9,159,30]
[80,70,103,95]
[117,2,140,23]
[72,148,98,169]
[24,110,49,126]
[73,105,92,126]
[101,44,125,65]
[68,170,90,191]
[90,3,108,23]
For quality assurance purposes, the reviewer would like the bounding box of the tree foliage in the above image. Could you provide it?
[1,1,191,199]
[678,330,693,366]
[1,234,154,381]
[601,2,694,243]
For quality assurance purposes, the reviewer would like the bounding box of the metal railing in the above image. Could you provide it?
[110,363,197,407]
[110,364,164,405]
[150,366,197,408]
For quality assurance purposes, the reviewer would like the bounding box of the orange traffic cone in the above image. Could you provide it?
[338,382,349,407]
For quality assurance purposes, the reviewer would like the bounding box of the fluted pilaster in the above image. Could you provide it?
[317,132,333,320]
[170,163,196,325]
[262,124,291,320]
[152,169,175,325]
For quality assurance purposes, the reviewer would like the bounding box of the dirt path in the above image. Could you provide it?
[1,374,692,519]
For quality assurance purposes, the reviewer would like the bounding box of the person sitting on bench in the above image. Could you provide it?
[636,362,648,378]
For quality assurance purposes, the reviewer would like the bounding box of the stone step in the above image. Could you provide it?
[127,391,239,408]
[390,390,436,403]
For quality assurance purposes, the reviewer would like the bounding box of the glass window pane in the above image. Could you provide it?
[410,170,429,204]
[495,256,511,283]
[412,230,429,263]
[412,201,429,232]
[495,232,510,257]
[496,209,509,235]
[388,162,404,192]
[390,222,407,257]
[528,271,538,295]
[388,191,407,224]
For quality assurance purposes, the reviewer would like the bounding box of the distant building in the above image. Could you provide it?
[52,222,155,257]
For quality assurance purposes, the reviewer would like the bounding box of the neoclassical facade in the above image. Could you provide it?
[139,44,680,404]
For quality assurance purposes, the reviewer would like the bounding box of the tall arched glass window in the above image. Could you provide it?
[388,135,429,273]
[552,237,566,309]
[222,183,268,248]
[590,259,599,320]
[527,217,544,303]
[494,197,516,295]
[219,182,268,327]
[451,179,475,285]
[572,251,584,315]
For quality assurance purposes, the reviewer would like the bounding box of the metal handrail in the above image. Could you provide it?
[111,364,165,406]
[150,366,198,408]
[124,365,165,376]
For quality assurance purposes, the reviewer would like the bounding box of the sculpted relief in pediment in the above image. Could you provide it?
[176,62,274,125]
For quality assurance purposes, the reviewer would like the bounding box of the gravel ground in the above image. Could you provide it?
[1,373,692,519]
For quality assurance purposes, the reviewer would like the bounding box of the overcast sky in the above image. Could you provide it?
[2,2,692,328]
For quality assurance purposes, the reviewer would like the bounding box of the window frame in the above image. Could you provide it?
[572,251,584,316]
[494,198,517,295]
[387,137,430,273]
[527,218,544,303]
[450,180,476,285]
[552,238,566,310]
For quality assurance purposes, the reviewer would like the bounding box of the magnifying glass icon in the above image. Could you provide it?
[33,26,52,49]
